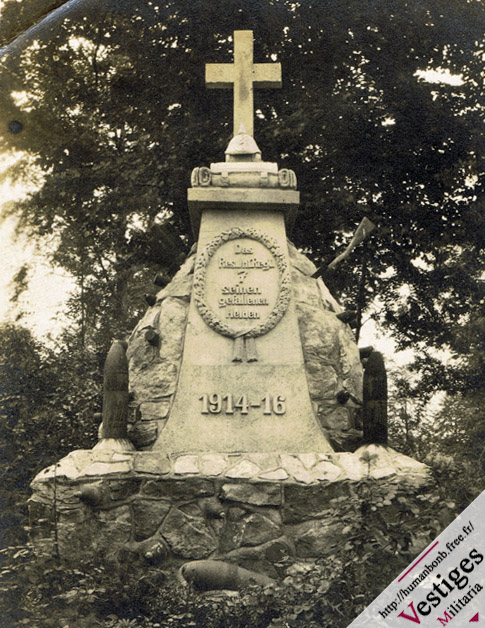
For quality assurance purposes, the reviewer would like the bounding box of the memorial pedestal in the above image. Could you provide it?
[29,446,431,573]
[156,207,332,455]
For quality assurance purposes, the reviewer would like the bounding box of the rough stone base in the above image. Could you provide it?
[29,445,431,577]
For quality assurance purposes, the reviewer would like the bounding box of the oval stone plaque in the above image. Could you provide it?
[194,228,291,338]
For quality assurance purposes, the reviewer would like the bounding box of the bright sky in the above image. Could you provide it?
[0,175,75,340]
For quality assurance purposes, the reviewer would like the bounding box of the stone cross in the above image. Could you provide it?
[205,30,282,137]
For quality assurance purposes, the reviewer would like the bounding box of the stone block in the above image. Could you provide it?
[246,453,279,471]
[112,452,134,462]
[128,300,190,402]
[319,406,350,430]
[28,499,55,526]
[344,361,364,402]
[279,454,315,484]
[371,466,397,480]
[157,298,189,362]
[297,453,318,469]
[82,461,132,476]
[127,334,160,373]
[199,454,228,476]
[130,363,178,401]
[58,507,86,525]
[174,455,199,475]
[32,451,96,481]
[30,480,81,505]
[287,241,317,276]
[55,484,86,506]
[31,465,56,483]
[139,399,171,420]
[161,507,217,559]
[291,269,322,308]
[175,253,195,277]
[109,479,142,500]
[306,364,338,401]
[291,519,342,558]
[316,278,342,313]
[295,301,363,435]
[30,480,54,502]
[132,499,171,541]
[142,478,214,501]
[133,453,171,475]
[335,452,368,481]
[128,421,159,449]
[259,468,289,481]
[351,445,431,484]
[226,460,261,479]
[130,307,161,337]
[296,305,340,370]
[219,520,245,553]
[220,483,282,506]
[282,483,351,523]
[337,324,362,379]
[60,451,97,477]
[240,513,281,547]
[93,505,132,548]
[312,461,343,482]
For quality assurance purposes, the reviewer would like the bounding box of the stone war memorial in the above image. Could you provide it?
[29,31,431,586]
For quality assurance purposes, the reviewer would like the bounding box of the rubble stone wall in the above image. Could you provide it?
[29,446,431,574]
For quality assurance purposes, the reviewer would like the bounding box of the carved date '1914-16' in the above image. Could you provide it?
[199,393,286,415]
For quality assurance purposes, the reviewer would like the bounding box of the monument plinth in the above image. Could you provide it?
[156,126,332,454]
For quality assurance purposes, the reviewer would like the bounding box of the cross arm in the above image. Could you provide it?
[253,63,282,88]
[206,63,234,89]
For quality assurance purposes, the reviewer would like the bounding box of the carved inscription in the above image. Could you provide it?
[193,228,291,338]
[199,393,287,415]
[211,237,277,323]
[216,238,276,322]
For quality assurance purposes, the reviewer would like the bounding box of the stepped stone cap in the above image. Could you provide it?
[188,128,299,237]
[190,128,297,192]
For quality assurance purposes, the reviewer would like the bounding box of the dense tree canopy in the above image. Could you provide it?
[0,0,483,386]
[0,7,484,621]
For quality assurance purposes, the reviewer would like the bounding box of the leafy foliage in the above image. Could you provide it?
[427,391,485,472]
[0,323,100,546]
[0,472,475,628]
[0,0,483,385]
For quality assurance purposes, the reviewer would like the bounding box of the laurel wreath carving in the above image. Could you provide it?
[193,228,291,338]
